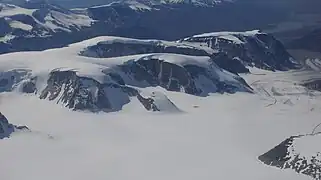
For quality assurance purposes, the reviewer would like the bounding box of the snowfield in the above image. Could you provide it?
[1,38,321,180]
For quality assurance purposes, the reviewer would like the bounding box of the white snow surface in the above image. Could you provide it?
[1,38,321,180]
[0,34,15,42]
[9,20,33,31]
[0,3,36,17]
[290,134,321,164]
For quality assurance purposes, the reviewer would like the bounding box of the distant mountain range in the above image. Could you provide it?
[0,0,288,53]
[3,0,235,8]
[0,0,320,55]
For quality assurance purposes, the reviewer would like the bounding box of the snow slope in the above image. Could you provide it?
[1,66,321,180]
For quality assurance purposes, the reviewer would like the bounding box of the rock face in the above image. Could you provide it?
[302,80,321,92]
[259,133,321,180]
[210,53,249,74]
[0,112,29,139]
[137,91,181,112]
[182,30,299,71]
[38,69,185,112]
[39,70,137,112]
[117,54,252,95]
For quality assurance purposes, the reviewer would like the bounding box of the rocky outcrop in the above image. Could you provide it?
[137,91,181,112]
[38,69,184,112]
[33,53,251,112]
[211,53,249,74]
[39,70,137,112]
[182,31,299,71]
[0,112,29,139]
[117,54,252,96]
[302,80,321,92]
[259,133,321,180]
[38,69,183,112]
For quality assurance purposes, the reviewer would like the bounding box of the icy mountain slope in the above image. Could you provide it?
[0,39,251,112]
[182,30,299,71]
[1,67,321,180]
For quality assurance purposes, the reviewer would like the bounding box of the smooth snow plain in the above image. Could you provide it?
[1,43,321,180]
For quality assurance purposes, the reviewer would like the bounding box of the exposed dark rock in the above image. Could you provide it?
[0,112,29,139]
[302,80,321,92]
[137,91,181,112]
[39,70,138,112]
[137,93,160,111]
[118,55,251,96]
[38,69,184,112]
[81,40,210,58]
[259,134,321,180]
[182,31,299,71]
[38,69,182,112]
[211,53,249,74]
[21,77,37,94]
